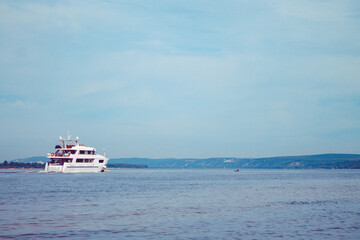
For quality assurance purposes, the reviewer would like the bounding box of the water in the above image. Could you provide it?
[0,169,359,239]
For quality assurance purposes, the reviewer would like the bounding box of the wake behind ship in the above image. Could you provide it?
[44,135,109,173]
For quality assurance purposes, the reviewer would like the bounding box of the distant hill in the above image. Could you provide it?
[108,154,360,169]
[10,156,48,163]
[6,154,360,169]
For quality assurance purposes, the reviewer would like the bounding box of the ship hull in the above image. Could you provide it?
[44,162,107,173]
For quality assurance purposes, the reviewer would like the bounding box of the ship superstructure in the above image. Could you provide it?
[44,135,109,173]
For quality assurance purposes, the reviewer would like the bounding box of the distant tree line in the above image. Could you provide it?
[0,161,45,169]
[0,161,148,169]
[107,163,148,168]
[302,160,360,169]
[109,154,360,169]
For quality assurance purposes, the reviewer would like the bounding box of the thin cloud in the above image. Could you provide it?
[270,0,355,22]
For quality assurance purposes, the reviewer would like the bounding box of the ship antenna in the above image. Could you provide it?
[103,148,106,157]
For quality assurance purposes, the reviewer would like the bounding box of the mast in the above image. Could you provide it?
[59,134,80,147]
[59,136,65,148]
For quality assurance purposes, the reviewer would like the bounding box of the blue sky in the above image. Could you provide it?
[1,0,360,160]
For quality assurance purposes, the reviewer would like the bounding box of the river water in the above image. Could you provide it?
[0,169,359,239]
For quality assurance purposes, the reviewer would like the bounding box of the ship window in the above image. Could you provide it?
[80,150,85,154]
[76,159,84,163]
[70,150,77,154]
[99,160,104,163]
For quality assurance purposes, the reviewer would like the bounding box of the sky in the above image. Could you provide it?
[1,0,360,160]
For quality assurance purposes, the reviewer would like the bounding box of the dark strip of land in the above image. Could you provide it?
[4,154,360,169]
[0,161,148,169]
[0,161,44,169]
[107,163,148,168]
[109,154,360,169]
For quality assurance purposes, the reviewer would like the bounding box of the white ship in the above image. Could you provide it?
[44,135,109,173]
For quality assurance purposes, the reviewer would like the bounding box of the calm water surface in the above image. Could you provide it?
[0,169,359,239]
